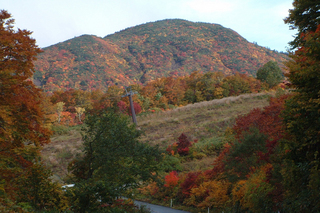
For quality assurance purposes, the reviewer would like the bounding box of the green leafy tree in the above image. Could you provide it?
[16,161,69,211]
[184,71,205,103]
[68,110,163,212]
[221,73,251,95]
[196,72,224,101]
[281,1,320,211]
[256,61,283,88]
[284,0,320,49]
[224,128,268,182]
[281,25,320,212]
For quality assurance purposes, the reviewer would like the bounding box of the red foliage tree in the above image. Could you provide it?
[180,171,203,198]
[129,102,142,115]
[164,171,180,188]
[233,95,290,162]
[117,101,142,116]
[177,133,192,156]
[206,95,290,180]
[205,143,231,179]
[117,101,128,115]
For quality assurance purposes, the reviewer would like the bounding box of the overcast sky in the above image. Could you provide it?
[3,0,296,52]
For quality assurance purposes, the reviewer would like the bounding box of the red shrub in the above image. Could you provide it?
[118,101,142,115]
[129,102,142,115]
[164,171,179,188]
[177,133,192,156]
[117,101,128,115]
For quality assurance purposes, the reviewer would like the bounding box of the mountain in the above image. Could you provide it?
[33,19,289,92]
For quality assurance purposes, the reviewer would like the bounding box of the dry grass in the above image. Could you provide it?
[137,92,273,149]
[42,92,274,180]
[181,155,218,172]
[41,127,83,181]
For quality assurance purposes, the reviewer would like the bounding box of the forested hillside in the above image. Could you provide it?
[3,0,320,211]
[33,19,289,92]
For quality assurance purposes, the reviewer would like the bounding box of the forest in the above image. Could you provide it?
[1,0,320,212]
[33,19,289,93]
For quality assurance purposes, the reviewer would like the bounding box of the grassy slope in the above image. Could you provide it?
[42,92,274,181]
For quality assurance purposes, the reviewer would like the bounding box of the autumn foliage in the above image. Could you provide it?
[0,10,66,211]
[179,171,203,198]
[2,2,316,211]
[33,19,288,92]
[280,21,320,211]
[143,94,290,212]
[2,3,315,212]
[164,171,180,188]
[136,2,320,211]
[176,133,192,156]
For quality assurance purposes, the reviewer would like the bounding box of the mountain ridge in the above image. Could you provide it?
[33,19,289,92]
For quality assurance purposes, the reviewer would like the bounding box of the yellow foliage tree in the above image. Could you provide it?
[56,102,65,123]
[232,164,274,212]
[232,179,247,207]
[75,106,85,122]
[186,179,231,210]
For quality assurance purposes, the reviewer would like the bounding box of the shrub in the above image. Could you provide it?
[177,133,192,156]
[51,125,69,135]
[164,171,180,188]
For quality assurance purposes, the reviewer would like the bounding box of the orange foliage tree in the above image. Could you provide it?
[0,10,66,211]
[162,76,186,105]
[164,171,180,188]
[185,179,231,210]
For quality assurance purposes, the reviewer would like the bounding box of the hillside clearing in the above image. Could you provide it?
[42,92,274,181]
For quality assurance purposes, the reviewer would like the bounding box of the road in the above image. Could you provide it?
[134,200,191,213]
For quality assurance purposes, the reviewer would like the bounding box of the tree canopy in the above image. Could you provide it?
[0,10,66,211]
[256,60,283,88]
[281,1,320,211]
[284,0,320,49]
[68,110,163,212]
[0,10,49,147]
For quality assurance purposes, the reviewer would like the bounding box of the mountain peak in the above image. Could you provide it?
[34,19,288,92]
